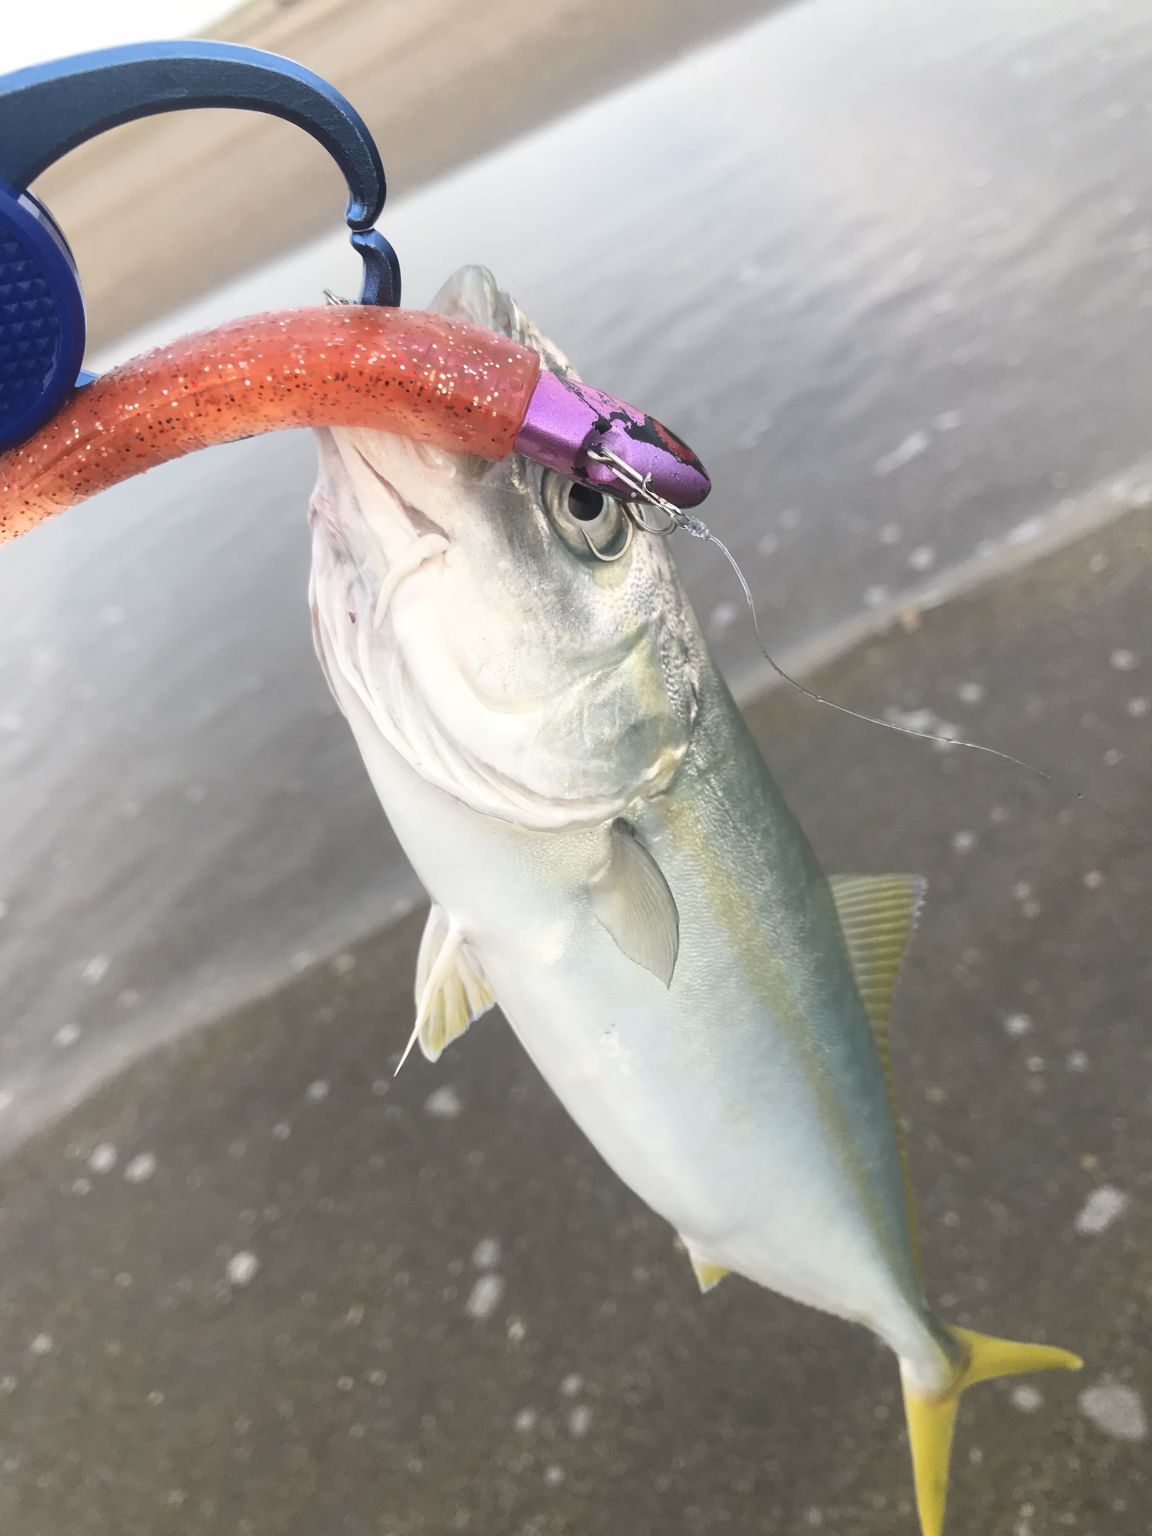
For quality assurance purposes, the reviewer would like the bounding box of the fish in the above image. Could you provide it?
[306,265,1080,1536]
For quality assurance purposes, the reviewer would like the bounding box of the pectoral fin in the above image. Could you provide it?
[590,819,679,987]
[395,905,495,1074]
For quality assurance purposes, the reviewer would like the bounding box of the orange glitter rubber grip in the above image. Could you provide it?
[0,307,542,544]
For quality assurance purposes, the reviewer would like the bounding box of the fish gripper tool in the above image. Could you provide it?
[0,39,399,453]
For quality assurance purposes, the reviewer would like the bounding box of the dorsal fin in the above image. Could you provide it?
[830,873,927,1260]
[395,905,496,1074]
[829,874,926,1045]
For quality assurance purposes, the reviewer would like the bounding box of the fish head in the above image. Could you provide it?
[309,265,701,830]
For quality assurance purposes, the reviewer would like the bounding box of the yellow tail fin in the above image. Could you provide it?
[902,1325,1082,1536]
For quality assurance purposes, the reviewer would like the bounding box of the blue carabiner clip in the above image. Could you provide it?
[0,40,399,452]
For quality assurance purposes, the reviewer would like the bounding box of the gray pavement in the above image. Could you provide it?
[1,499,1148,1535]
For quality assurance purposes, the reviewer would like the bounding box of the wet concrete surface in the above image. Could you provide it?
[1,505,1150,1535]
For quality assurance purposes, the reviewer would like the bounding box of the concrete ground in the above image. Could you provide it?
[0,503,1149,1535]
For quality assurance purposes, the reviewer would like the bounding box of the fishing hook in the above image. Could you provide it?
[579,511,635,563]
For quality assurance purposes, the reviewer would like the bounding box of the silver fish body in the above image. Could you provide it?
[307,267,1079,1536]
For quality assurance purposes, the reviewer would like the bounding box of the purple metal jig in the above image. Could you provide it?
[515,370,710,510]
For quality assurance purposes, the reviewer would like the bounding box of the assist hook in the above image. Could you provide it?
[0,39,400,449]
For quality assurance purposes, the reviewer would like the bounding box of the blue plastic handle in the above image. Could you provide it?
[0,40,387,229]
[0,40,397,454]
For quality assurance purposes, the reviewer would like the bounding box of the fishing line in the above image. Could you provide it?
[589,446,1142,841]
[682,516,1152,846]
[678,513,1058,778]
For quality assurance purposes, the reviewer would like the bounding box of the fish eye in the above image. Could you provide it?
[567,483,608,521]
[540,470,631,562]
